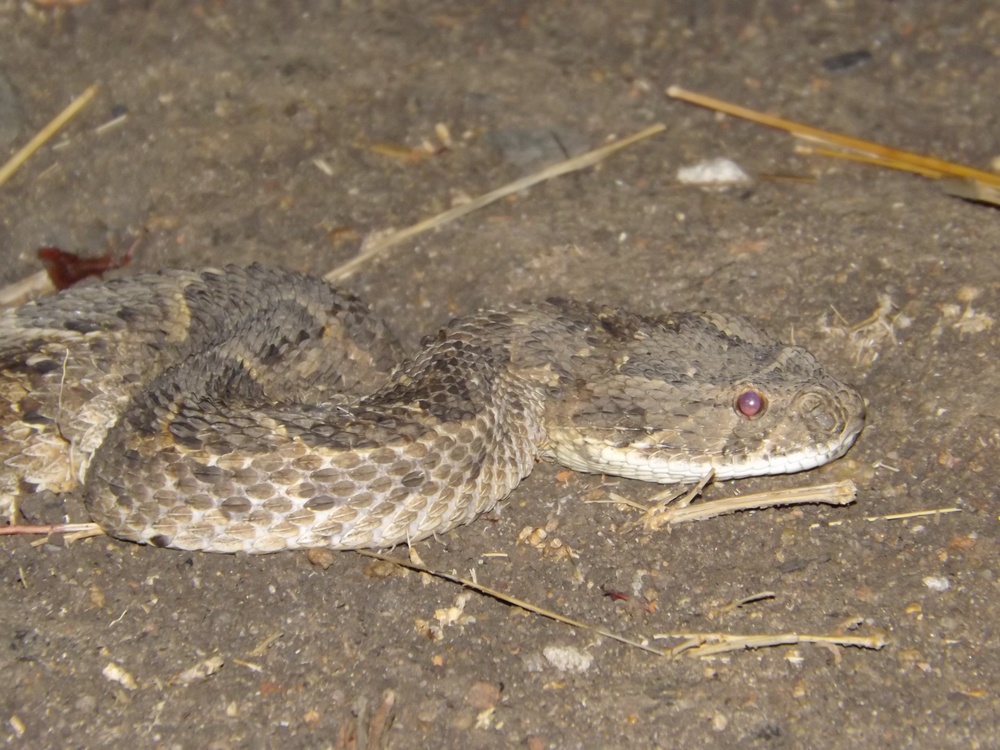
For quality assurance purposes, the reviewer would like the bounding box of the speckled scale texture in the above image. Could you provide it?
[0,266,865,553]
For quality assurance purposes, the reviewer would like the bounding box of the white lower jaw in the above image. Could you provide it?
[549,431,861,484]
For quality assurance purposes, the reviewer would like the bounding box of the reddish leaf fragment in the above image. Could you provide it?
[37,238,138,290]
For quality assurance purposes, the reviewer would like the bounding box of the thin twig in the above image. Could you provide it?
[866,507,961,522]
[356,547,885,660]
[0,84,98,189]
[356,549,669,656]
[657,630,887,658]
[0,522,102,536]
[635,480,857,532]
[324,123,666,281]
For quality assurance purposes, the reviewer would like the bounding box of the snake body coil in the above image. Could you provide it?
[0,266,865,553]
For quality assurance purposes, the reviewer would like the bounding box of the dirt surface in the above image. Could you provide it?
[1,2,998,748]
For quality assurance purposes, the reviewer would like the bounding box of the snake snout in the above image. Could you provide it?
[793,384,866,442]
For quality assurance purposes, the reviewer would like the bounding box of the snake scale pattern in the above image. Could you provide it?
[0,265,865,553]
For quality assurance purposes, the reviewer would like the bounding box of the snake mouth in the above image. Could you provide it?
[716,426,864,480]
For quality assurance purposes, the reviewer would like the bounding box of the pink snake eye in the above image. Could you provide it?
[736,389,765,418]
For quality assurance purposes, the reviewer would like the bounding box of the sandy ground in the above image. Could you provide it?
[1,2,998,748]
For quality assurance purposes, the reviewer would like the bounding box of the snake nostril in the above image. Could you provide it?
[806,405,837,433]
[795,391,839,434]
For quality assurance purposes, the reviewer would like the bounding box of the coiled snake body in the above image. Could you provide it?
[0,266,865,553]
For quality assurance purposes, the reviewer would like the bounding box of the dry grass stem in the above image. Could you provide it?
[0,522,105,546]
[0,269,56,308]
[325,123,666,281]
[357,549,670,656]
[866,508,961,522]
[0,84,98,189]
[0,522,101,536]
[720,591,777,613]
[938,178,1000,207]
[656,631,887,658]
[667,85,1000,199]
[635,479,857,532]
[358,549,883,661]
[0,85,99,307]
[617,472,712,533]
[794,143,943,178]
[93,112,128,136]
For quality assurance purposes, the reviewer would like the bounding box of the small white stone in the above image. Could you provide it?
[543,645,593,673]
[102,662,138,690]
[677,157,751,186]
[922,576,950,592]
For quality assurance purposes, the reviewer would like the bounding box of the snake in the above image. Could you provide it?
[0,265,866,554]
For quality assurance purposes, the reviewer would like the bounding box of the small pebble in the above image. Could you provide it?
[922,576,950,592]
[102,662,138,690]
[542,645,593,673]
[75,695,98,713]
[677,157,751,187]
[822,49,873,73]
[466,681,502,710]
[306,547,336,569]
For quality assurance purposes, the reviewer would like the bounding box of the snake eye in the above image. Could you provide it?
[736,389,765,419]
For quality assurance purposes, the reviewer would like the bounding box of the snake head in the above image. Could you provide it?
[539,311,866,483]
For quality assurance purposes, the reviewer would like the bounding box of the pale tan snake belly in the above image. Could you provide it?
[0,266,865,553]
